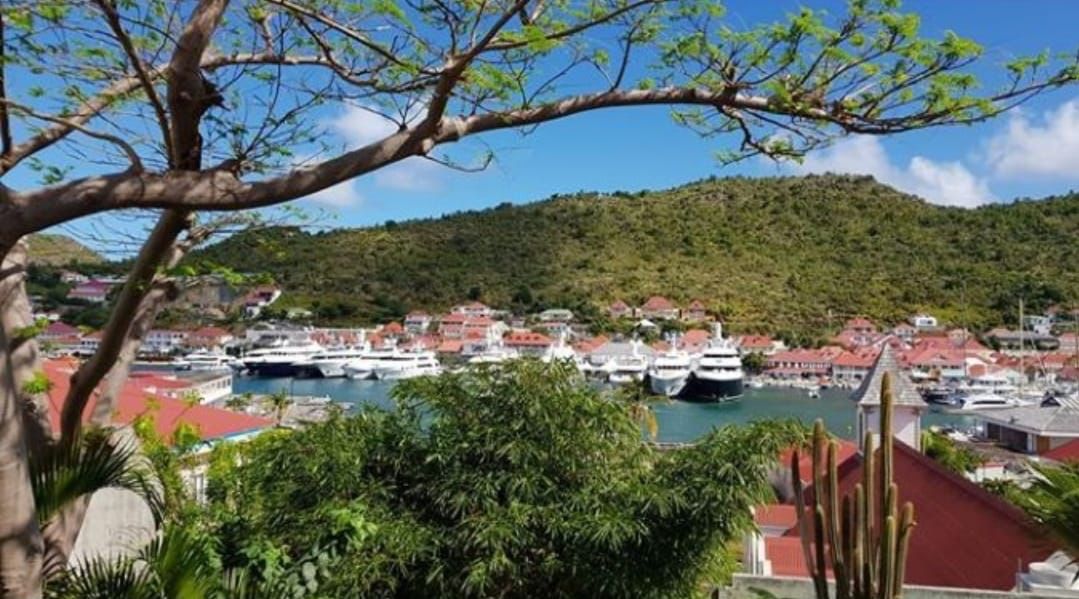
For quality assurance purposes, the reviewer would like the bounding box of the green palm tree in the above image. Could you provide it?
[265,391,291,426]
[1013,463,1079,567]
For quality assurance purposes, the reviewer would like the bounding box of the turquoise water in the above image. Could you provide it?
[231,376,978,443]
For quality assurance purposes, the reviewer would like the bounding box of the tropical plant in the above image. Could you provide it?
[3,1,1078,593]
[265,391,291,426]
[791,373,916,599]
[1009,463,1079,567]
[920,430,983,475]
[225,393,253,412]
[204,360,804,598]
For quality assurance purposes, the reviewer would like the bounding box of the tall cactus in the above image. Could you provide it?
[791,373,916,599]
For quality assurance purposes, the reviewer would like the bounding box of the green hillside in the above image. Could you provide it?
[194,175,1079,337]
[26,233,104,266]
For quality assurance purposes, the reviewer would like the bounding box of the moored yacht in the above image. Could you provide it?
[468,343,520,366]
[607,341,649,385]
[173,350,235,372]
[296,345,370,378]
[684,323,743,402]
[648,334,692,397]
[241,342,324,377]
[342,345,400,380]
[371,350,442,380]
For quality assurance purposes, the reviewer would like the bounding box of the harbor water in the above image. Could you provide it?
[231,376,978,443]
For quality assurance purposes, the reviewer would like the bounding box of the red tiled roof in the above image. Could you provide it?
[574,335,608,353]
[780,442,1053,591]
[765,537,811,577]
[1044,439,1079,463]
[504,331,553,347]
[44,321,80,336]
[832,350,878,368]
[609,300,630,310]
[382,322,403,334]
[440,313,467,324]
[681,329,711,345]
[738,335,774,349]
[642,296,675,311]
[43,359,270,443]
[464,316,493,326]
[437,340,463,353]
[845,317,875,329]
[755,504,798,530]
[687,299,706,310]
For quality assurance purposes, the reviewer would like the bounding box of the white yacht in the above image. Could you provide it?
[297,346,370,378]
[648,334,692,397]
[541,333,585,371]
[954,392,1014,411]
[608,341,649,385]
[468,344,520,366]
[342,345,400,380]
[173,350,235,372]
[686,324,743,402]
[241,342,324,377]
[372,351,442,380]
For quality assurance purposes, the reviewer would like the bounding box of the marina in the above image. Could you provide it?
[229,376,979,444]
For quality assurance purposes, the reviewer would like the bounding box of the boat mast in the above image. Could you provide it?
[1019,297,1024,391]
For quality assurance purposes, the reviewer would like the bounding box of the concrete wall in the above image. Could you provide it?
[716,574,1078,599]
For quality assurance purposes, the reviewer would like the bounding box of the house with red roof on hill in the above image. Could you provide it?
[765,347,843,379]
[902,347,969,381]
[404,311,432,334]
[891,322,917,344]
[67,279,113,303]
[735,335,782,356]
[742,349,1060,593]
[682,299,707,322]
[607,299,632,319]
[503,331,554,357]
[639,296,679,320]
[450,301,493,318]
[843,317,876,334]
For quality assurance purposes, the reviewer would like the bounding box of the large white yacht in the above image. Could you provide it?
[468,343,520,366]
[241,342,324,377]
[607,341,649,385]
[686,323,743,401]
[297,346,371,378]
[372,351,442,380]
[648,342,693,398]
[342,345,401,379]
[173,350,236,372]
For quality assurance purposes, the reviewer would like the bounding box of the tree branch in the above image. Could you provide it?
[93,0,175,166]
[0,12,12,159]
[0,99,143,172]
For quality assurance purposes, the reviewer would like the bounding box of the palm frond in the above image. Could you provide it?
[44,554,156,599]
[31,430,165,529]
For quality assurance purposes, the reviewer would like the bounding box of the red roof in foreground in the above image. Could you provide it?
[1044,439,1079,463]
[755,504,798,529]
[43,359,270,443]
[776,442,1053,591]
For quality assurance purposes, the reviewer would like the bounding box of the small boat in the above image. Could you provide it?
[807,386,821,399]
[173,350,235,371]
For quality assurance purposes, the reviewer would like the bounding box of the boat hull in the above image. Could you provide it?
[649,374,689,397]
[244,361,301,378]
[678,375,743,402]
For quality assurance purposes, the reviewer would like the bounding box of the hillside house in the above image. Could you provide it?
[682,300,707,322]
[608,300,632,319]
[639,296,679,320]
[404,311,432,334]
[503,331,554,357]
[844,317,877,334]
[450,301,493,318]
[67,279,112,303]
[908,313,938,330]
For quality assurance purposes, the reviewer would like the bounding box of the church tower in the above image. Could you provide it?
[852,344,927,451]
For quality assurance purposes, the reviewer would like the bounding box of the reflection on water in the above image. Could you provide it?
[230,376,977,443]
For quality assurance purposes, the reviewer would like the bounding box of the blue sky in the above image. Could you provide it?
[302,0,1079,226]
[9,1,1079,243]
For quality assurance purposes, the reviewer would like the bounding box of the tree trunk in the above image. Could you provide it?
[0,241,44,599]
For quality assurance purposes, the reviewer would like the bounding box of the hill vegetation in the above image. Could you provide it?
[26,233,103,266]
[194,175,1079,338]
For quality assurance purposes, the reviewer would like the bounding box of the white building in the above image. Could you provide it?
[853,345,927,451]
[908,313,938,330]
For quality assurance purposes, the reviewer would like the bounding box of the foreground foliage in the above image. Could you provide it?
[196,175,1079,338]
[204,361,804,598]
[1010,463,1079,565]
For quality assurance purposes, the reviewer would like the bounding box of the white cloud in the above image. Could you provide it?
[306,179,364,208]
[325,104,444,193]
[791,135,994,208]
[986,99,1079,179]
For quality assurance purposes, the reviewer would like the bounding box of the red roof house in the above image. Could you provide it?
[1043,438,1079,463]
[640,296,679,320]
[43,359,270,444]
[757,442,1054,591]
[608,300,632,318]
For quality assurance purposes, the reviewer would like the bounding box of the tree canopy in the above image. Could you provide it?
[203,360,805,598]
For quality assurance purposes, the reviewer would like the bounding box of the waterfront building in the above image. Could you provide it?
[764,347,842,379]
[503,331,554,357]
[404,311,432,333]
[184,326,233,350]
[830,348,878,383]
[735,335,782,356]
[144,328,190,354]
[980,405,1079,455]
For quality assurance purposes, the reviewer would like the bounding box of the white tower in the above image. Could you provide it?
[853,345,927,452]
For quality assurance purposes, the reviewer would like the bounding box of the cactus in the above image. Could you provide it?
[791,373,916,599]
